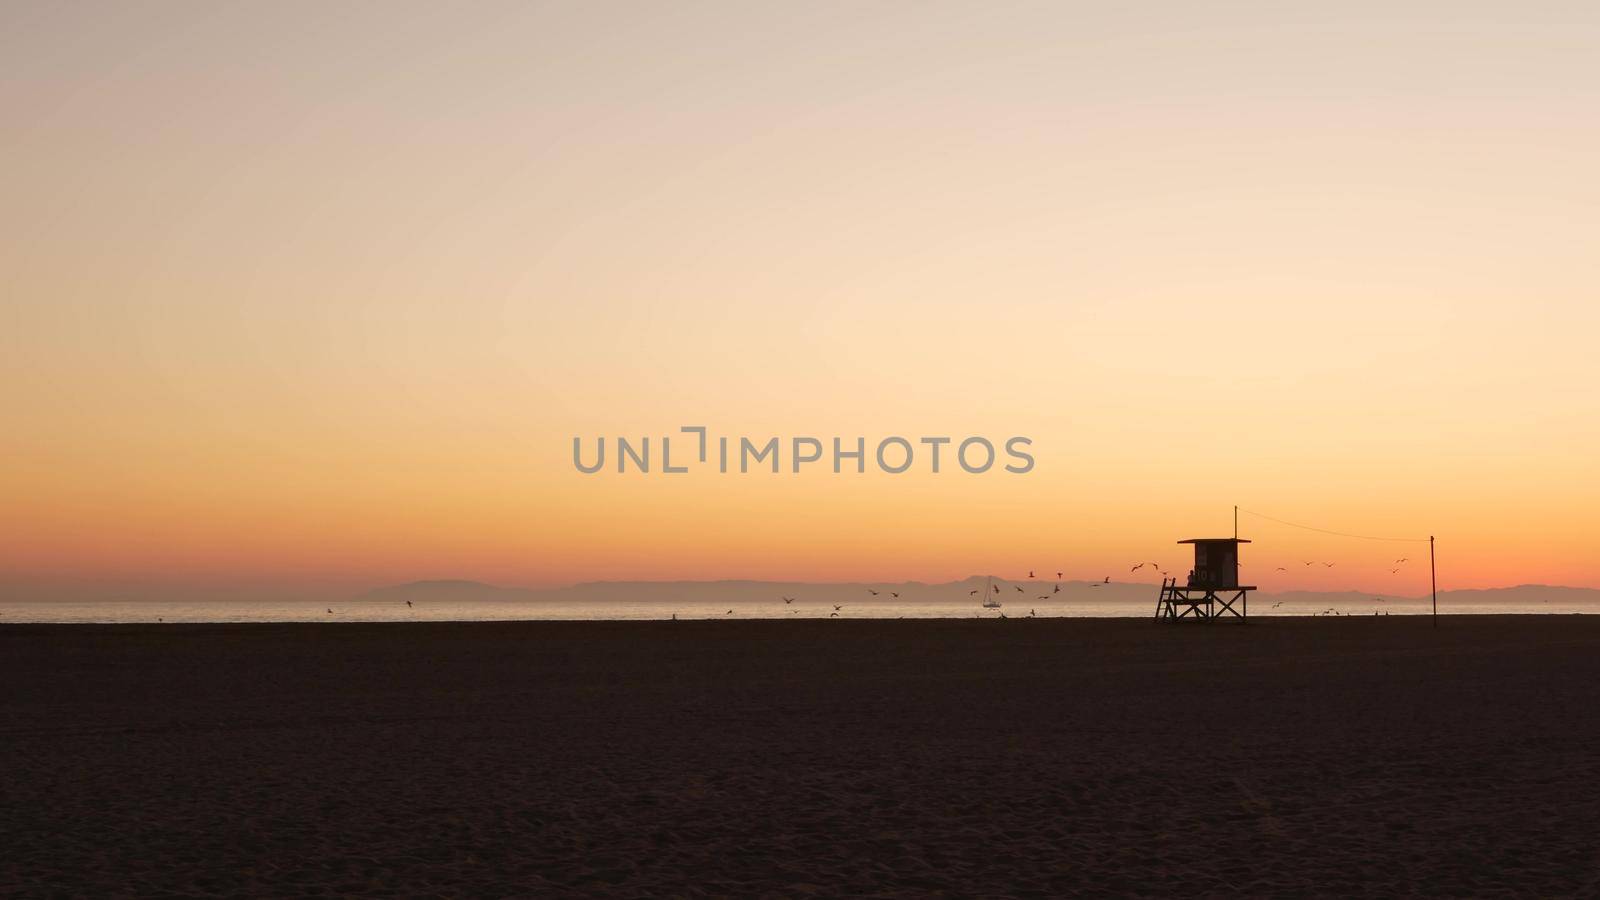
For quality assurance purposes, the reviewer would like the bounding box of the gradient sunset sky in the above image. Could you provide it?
[5,2,1599,601]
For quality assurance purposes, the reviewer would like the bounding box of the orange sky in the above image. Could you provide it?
[5,3,1600,600]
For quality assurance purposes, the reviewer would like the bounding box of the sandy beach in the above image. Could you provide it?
[4,616,1599,896]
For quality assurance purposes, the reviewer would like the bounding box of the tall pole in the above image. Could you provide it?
[1430,535,1437,627]
[1233,505,1240,588]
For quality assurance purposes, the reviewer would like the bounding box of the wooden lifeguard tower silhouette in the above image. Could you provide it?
[1156,537,1254,621]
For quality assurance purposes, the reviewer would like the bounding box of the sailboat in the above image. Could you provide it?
[981,576,1002,609]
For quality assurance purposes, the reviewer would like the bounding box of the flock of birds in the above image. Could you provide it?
[1269,557,1409,573]
[675,555,1421,619]
[729,555,1416,619]
[313,558,1419,619]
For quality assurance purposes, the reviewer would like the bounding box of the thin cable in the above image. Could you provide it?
[1237,507,1430,543]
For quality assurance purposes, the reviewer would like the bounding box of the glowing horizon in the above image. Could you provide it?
[5,3,1600,601]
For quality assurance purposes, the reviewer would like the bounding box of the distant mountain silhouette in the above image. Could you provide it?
[1430,584,1600,604]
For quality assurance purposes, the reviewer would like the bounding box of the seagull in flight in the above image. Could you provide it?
[1103,576,1111,584]
[1015,585,1025,592]
[783,596,795,604]
[833,604,843,611]
[726,609,733,615]
[867,589,879,596]
[1028,570,1035,578]
[1324,563,1335,568]
[1056,571,1063,579]
[405,600,412,608]
[1053,583,1060,594]
[1304,561,1315,566]
[890,592,899,598]
[969,589,979,595]
[1130,563,1144,572]
[1395,558,1409,563]
[1275,567,1287,571]
[1390,568,1400,574]
[830,612,838,617]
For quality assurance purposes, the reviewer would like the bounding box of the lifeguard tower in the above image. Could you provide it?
[1155,537,1254,621]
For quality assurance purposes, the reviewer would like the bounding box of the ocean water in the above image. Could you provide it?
[1,595,1595,624]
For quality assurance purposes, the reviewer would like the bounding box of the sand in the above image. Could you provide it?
[4,615,1599,896]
